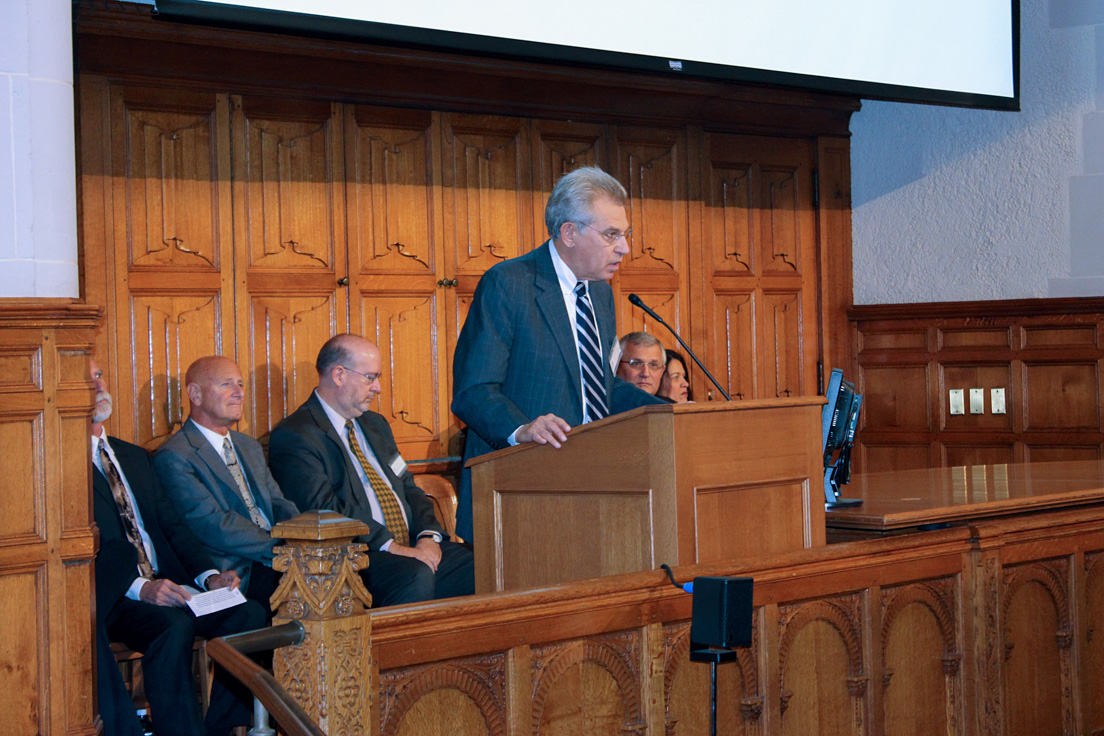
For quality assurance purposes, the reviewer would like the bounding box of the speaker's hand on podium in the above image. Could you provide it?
[517,414,571,448]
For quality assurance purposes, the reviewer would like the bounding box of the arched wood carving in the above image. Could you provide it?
[1001,558,1072,656]
[880,577,959,673]
[530,631,644,735]
[379,654,507,736]
[1001,558,1073,735]
[778,593,867,731]
[661,619,761,728]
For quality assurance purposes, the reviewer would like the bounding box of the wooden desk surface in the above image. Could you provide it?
[825,460,1104,532]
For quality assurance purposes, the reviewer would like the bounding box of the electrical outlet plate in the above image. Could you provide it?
[969,388,985,414]
[991,387,1006,414]
[949,389,964,415]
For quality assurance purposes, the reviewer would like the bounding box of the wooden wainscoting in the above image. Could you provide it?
[354,501,1104,736]
[0,299,100,736]
[850,298,1104,474]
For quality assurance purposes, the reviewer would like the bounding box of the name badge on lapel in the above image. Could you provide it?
[389,453,407,477]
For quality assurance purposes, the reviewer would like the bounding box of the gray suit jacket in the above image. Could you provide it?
[451,240,662,539]
[154,419,299,594]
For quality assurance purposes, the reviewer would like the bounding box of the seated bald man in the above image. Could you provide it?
[155,356,300,611]
[268,334,474,607]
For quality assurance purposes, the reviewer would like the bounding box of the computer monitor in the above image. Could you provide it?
[822,368,862,508]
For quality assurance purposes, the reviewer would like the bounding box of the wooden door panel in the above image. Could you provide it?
[759,166,804,274]
[107,86,234,448]
[346,106,439,277]
[442,113,533,276]
[0,413,40,538]
[357,294,444,458]
[232,96,346,436]
[709,292,757,402]
[128,293,224,447]
[762,290,805,398]
[113,87,226,272]
[233,96,343,273]
[246,294,341,439]
[701,133,818,401]
[616,290,680,341]
[531,120,606,247]
[705,162,754,275]
[613,127,687,276]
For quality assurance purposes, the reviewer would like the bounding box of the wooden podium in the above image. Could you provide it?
[469,397,826,593]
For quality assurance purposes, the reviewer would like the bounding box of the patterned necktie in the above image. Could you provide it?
[345,420,409,543]
[574,282,609,421]
[97,438,155,578]
[221,438,271,531]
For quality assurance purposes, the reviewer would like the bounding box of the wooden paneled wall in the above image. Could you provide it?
[357,501,1104,736]
[75,0,856,458]
[0,300,100,736]
[851,299,1104,474]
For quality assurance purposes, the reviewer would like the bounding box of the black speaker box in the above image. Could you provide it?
[689,576,753,649]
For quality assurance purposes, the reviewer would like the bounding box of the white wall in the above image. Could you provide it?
[850,0,1103,305]
[0,0,79,298]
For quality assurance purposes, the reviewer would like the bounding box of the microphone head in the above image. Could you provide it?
[628,293,644,307]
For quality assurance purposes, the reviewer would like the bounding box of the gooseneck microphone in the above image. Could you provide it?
[628,293,732,402]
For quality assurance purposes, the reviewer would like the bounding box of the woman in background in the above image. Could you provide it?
[658,349,692,403]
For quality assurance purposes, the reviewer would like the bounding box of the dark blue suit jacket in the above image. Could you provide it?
[451,240,661,539]
[268,393,445,551]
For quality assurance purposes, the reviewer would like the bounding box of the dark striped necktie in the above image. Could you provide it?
[574,281,609,422]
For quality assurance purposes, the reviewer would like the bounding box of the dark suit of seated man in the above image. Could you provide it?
[155,356,300,612]
[268,334,474,607]
[90,359,266,736]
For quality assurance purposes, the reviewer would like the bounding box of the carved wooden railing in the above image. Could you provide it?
[268,503,1104,735]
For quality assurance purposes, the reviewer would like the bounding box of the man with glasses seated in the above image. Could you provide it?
[268,334,474,607]
[451,166,664,541]
[615,331,668,398]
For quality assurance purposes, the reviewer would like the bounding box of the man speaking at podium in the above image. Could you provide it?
[452,167,662,541]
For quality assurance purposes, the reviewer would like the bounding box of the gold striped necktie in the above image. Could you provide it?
[345,419,409,542]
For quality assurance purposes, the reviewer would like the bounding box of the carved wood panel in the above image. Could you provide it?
[233,96,343,272]
[880,579,960,736]
[531,120,607,246]
[379,654,507,736]
[0,413,41,540]
[612,127,688,344]
[701,133,817,402]
[357,294,444,457]
[531,631,644,736]
[1085,552,1104,735]
[663,620,761,736]
[106,85,234,448]
[245,294,341,438]
[1001,559,1071,736]
[442,113,533,276]
[778,594,866,736]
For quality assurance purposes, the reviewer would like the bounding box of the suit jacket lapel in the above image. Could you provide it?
[534,242,583,413]
[181,421,253,517]
[306,394,364,498]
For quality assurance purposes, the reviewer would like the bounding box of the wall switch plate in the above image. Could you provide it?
[949,389,965,415]
[991,387,1006,414]
[969,388,985,414]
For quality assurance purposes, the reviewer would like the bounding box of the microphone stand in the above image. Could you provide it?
[628,294,731,401]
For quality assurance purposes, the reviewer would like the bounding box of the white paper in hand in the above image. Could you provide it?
[186,586,247,617]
